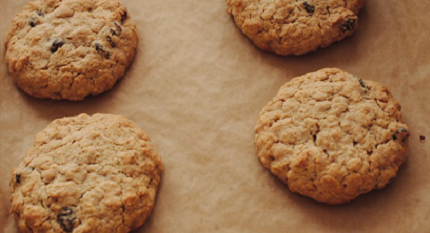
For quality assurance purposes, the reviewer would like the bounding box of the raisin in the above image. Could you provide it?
[398,127,408,133]
[393,127,409,142]
[359,79,366,88]
[420,135,426,142]
[110,29,117,36]
[51,39,65,53]
[29,17,37,27]
[95,43,102,51]
[341,17,357,32]
[397,127,408,133]
[16,174,21,184]
[121,10,127,22]
[106,36,115,47]
[95,43,110,59]
[36,10,43,16]
[114,21,122,35]
[58,207,76,232]
[303,2,315,14]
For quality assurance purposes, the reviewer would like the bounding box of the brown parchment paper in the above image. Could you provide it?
[1,0,430,232]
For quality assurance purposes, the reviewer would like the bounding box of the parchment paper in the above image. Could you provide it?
[1,0,429,232]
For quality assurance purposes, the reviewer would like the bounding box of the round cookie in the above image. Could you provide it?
[5,0,138,100]
[254,68,409,204]
[10,113,163,232]
[227,0,365,55]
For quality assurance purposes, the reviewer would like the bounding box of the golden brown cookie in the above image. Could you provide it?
[10,113,163,232]
[5,0,138,100]
[227,0,365,55]
[254,68,409,204]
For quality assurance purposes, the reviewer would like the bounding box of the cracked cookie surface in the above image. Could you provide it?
[10,113,163,232]
[254,68,409,204]
[227,0,365,55]
[5,0,138,100]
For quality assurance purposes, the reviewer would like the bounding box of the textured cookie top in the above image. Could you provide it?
[5,0,138,100]
[227,0,365,55]
[255,68,409,204]
[10,114,163,232]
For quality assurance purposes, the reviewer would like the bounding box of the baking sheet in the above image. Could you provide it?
[1,0,429,232]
